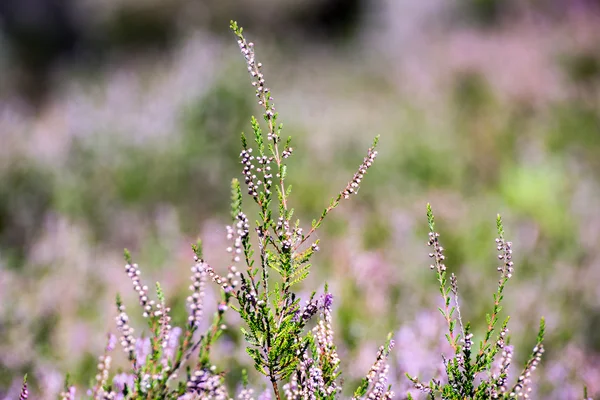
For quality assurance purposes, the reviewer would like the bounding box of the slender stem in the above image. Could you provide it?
[478,279,507,357]
[437,271,458,352]
[273,145,287,211]
[270,376,282,400]
[294,194,342,251]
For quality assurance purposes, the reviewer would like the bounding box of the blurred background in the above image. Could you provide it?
[1,0,600,398]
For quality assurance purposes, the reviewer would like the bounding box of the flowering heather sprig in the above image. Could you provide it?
[293,293,319,323]
[228,212,250,260]
[123,251,155,318]
[427,229,446,272]
[19,375,28,400]
[232,22,277,137]
[450,273,466,340]
[187,259,207,327]
[281,146,293,158]
[154,283,173,351]
[491,343,513,397]
[353,336,396,400]
[342,144,378,199]
[229,21,386,400]
[238,387,255,400]
[240,148,259,197]
[186,368,228,398]
[60,383,76,400]
[61,388,76,400]
[496,235,514,281]
[92,355,112,398]
[510,320,545,399]
[201,259,230,291]
[112,373,135,394]
[89,334,116,399]
[425,204,459,352]
[407,207,545,399]
[294,136,380,252]
[310,292,341,396]
[115,296,136,357]
[284,335,339,400]
[256,153,274,195]
[476,216,518,369]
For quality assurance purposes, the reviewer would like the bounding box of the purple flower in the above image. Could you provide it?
[106,333,117,352]
[320,293,333,311]
[113,373,135,393]
[135,337,151,365]
[19,376,28,400]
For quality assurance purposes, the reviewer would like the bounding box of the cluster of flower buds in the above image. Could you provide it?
[491,343,513,397]
[294,297,319,323]
[112,373,135,395]
[186,368,228,398]
[240,148,258,197]
[239,275,260,311]
[19,378,28,400]
[125,263,154,318]
[237,388,255,400]
[369,363,394,400]
[366,341,395,384]
[496,326,508,350]
[154,301,172,349]
[282,146,293,158]
[240,148,275,198]
[255,155,273,195]
[115,305,136,354]
[428,232,446,272]
[236,38,276,127]
[59,385,76,400]
[275,216,293,250]
[358,340,395,400]
[496,238,514,281]
[342,146,378,199]
[511,344,544,399]
[61,386,77,400]
[95,354,112,393]
[227,212,250,258]
[187,261,207,327]
[463,332,474,351]
[202,263,229,293]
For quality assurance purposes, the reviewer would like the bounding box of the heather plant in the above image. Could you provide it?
[17,21,391,400]
[406,206,545,399]
[14,22,551,400]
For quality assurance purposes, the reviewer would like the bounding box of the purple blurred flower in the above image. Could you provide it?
[320,293,333,311]
[113,373,135,393]
[135,337,151,365]
[106,333,117,352]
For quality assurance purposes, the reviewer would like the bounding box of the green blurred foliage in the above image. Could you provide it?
[0,163,54,269]
[53,79,252,242]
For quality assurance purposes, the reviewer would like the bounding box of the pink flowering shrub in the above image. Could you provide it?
[16,22,556,400]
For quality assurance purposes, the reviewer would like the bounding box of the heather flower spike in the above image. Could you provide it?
[353,334,396,400]
[60,375,76,400]
[19,375,28,400]
[407,206,545,399]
